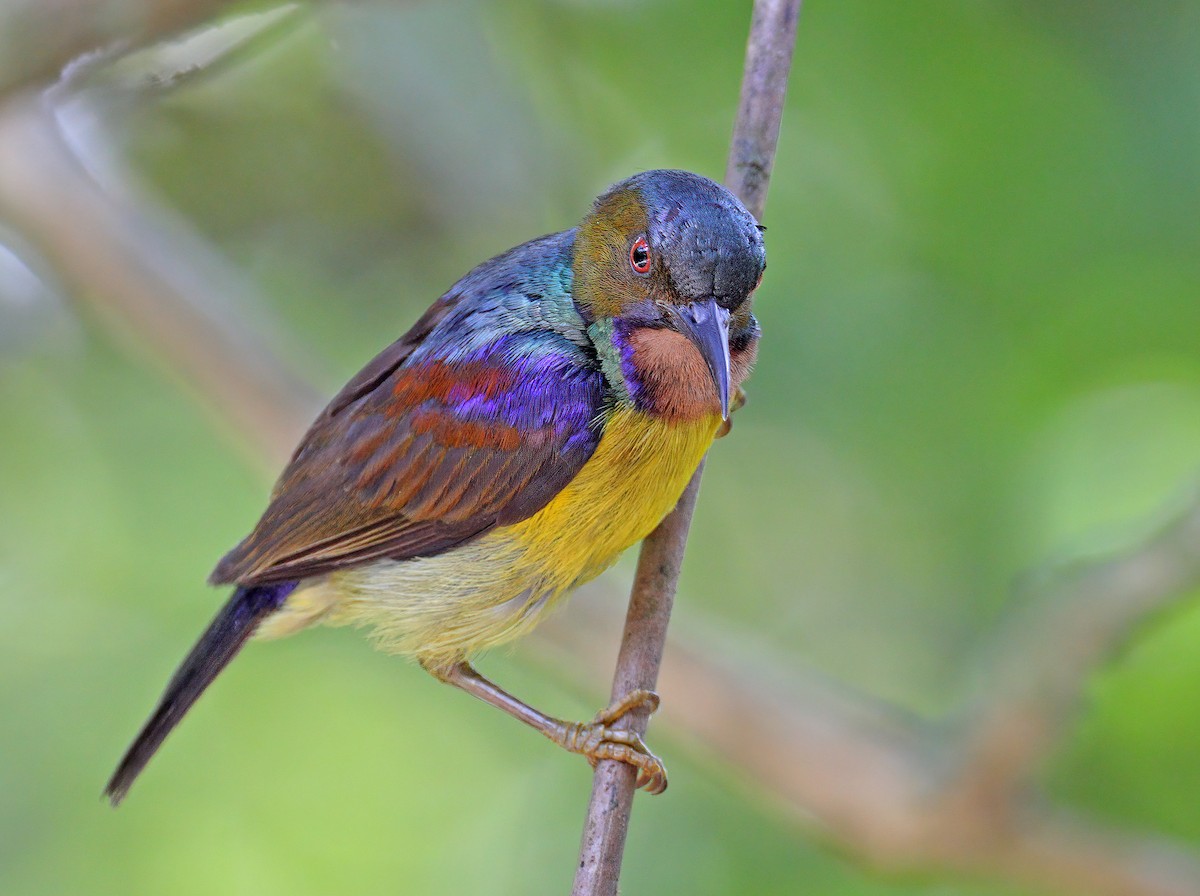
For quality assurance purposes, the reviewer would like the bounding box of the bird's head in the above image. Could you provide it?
[573,169,766,420]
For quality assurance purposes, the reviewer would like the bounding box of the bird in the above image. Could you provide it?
[105,168,766,805]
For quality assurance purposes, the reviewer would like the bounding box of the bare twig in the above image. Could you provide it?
[571,2,802,893]
[725,0,803,222]
[3,6,1200,896]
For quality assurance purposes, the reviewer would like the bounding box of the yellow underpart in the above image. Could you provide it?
[268,407,721,669]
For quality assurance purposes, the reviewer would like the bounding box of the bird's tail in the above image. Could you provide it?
[104,582,296,806]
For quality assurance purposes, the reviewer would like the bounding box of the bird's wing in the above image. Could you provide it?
[210,283,605,587]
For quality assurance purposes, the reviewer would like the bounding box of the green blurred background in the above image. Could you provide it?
[2,1,1199,893]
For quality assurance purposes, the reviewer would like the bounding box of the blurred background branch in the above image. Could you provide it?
[2,4,1199,896]
[0,0,258,98]
[0,3,315,468]
[0,95,317,468]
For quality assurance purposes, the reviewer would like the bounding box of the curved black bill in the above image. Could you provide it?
[673,298,732,420]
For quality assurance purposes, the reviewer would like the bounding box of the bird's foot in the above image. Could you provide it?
[715,387,748,438]
[556,689,667,794]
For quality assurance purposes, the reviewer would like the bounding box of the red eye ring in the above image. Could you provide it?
[629,235,651,275]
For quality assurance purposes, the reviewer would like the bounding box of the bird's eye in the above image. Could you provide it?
[629,235,651,275]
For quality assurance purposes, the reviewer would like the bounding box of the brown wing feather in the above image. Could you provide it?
[210,311,604,587]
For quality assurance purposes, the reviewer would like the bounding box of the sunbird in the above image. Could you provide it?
[106,169,766,803]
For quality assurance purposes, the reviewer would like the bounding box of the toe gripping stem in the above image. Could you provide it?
[555,689,668,795]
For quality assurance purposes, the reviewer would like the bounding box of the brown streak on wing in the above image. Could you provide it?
[210,354,601,587]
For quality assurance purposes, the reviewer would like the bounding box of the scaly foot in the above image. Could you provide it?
[557,689,667,794]
[425,663,668,794]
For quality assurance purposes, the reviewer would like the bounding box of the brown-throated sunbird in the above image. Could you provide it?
[106,169,765,804]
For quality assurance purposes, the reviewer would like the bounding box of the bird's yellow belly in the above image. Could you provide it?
[272,408,721,667]
[506,407,721,591]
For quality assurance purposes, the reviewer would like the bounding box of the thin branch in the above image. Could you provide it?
[570,2,802,893]
[3,7,1200,896]
[725,0,803,221]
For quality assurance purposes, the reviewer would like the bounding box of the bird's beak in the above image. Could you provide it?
[672,298,732,420]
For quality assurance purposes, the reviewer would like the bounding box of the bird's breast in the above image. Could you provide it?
[503,406,722,590]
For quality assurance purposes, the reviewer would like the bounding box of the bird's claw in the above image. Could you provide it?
[591,688,660,726]
[558,689,667,794]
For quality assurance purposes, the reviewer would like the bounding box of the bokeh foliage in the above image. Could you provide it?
[1,1,1199,893]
